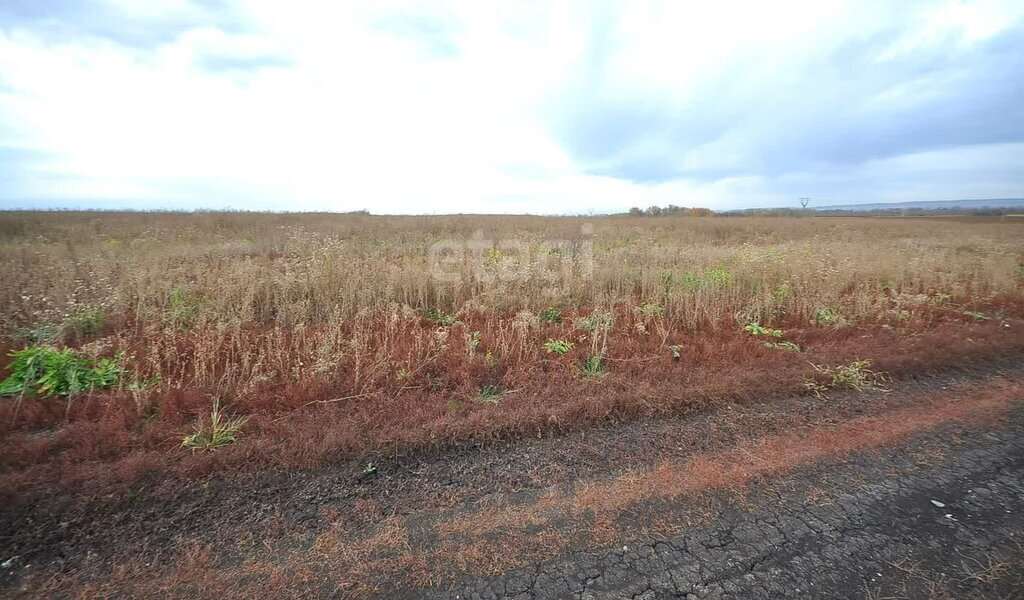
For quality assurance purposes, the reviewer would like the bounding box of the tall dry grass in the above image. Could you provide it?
[1,211,1021,332]
[0,211,1022,496]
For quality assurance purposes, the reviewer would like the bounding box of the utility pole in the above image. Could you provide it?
[799,197,810,210]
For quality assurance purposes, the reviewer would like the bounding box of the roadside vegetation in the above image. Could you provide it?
[0,211,1022,498]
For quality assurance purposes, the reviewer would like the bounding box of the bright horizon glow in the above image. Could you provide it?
[1,1,1023,214]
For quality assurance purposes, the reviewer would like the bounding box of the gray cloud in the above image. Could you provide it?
[551,18,1024,186]
[759,27,1024,168]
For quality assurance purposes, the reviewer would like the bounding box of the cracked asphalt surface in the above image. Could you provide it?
[407,416,1024,600]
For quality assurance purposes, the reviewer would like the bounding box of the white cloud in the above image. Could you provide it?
[1,0,1022,213]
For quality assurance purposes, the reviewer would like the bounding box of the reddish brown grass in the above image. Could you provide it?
[1,310,1022,502]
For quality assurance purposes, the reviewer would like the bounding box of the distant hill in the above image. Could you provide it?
[812,198,1024,212]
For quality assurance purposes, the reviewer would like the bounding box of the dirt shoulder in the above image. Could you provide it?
[2,359,1023,597]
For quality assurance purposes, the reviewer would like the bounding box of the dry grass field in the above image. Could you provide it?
[3,210,1024,598]
[1,211,1023,500]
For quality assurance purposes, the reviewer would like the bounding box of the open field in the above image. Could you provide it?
[1,211,1024,597]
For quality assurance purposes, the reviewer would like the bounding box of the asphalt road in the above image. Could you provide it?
[409,414,1024,599]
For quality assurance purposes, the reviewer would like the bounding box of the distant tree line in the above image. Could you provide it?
[720,207,1021,217]
[626,205,715,217]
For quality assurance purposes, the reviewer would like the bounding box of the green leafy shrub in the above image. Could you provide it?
[773,282,791,303]
[15,308,106,345]
[0,346,122,397]
[580,355,606,379]
[659,271,675,293]
[182,398,249,451]
[660,267,732,292]
[637,302,665,318]
[466,330,482,353]
[169,288,201,329]
[746,323,800,351]
[812,307,845,326]
[539,307,562,323]
[421,308,457,326]
[482,247,502,267]
[744,322,783,338]
[678,272,702,291]
[477,385,502,404]
[703,266,733,287]
[63,306,104,338]
[543,339,574,355]
[576,312,613,332]
[659,271,702,295]
[13,322,62,344]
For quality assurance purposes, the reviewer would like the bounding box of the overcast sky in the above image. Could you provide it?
[1,1,1023,213]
